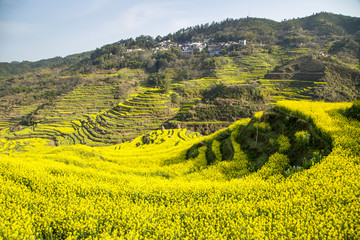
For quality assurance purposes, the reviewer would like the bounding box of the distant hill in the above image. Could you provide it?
[166,12,360,44]
[0,51,92,79]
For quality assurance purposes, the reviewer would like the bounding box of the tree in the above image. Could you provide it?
[158,78,171,94]
[44,90,57,102]
[135,35,155,49]
[147,72,170,93]
[170,93,181,104]
[201,57,216,77]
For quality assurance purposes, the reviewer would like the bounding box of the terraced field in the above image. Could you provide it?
[216,55,275,83]
[2,83,118,143]
[259,79,327,101]
[63,87,177,146]
[40,85,117,121]
[2,84,178,146]
[0,102,43,130]
[0,53,334,146]
[169,55,276,130]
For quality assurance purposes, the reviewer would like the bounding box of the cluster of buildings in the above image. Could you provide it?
[153,39,247,56]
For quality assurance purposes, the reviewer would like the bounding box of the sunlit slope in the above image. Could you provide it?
[63,87,177,146]
[0,101,359,239]
[4,86,178,146]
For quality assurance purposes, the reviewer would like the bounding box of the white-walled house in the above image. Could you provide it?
[239,40,247,46]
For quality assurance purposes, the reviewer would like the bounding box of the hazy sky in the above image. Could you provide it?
[1,0,360,62]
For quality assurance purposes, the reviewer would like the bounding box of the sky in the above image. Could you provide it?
[1,0,360,62]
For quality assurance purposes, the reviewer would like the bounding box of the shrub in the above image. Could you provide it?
[170,93,181,105]
[205,144,216,165]
[303,151,323,169]
[294,130,311,146]
[220,137,234,161]
[186,144,200,159]
[277,135,291,153]
[142,134,150,145]
[253,122,271,132]
[345,99,360,121]
[258,152,290,179]
[284,166,303,178]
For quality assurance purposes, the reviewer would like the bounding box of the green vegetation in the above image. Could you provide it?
[345,99,360,121]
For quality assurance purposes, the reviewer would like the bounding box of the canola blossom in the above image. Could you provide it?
[0,101,359,239]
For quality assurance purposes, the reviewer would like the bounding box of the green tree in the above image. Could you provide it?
[159,79,171,94]
[147,72,170,93]
[154,50,178,71]
[44,90,57,102]
[170,93,181,104]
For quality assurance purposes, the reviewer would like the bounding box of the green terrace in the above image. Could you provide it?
[2,82,136,144]
[0,121,12,129]
[178,101,198,114]
[57,87,179,146]
[59,68,146,80]
[37,84,118,123]
[0,103,44,129]
[177,78,220,90]
[259,79,327,101]
[209,55,276,87]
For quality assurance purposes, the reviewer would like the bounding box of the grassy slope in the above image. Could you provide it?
[0,100,359,239]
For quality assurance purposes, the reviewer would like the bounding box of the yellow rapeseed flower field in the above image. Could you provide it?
[0,101,359,239]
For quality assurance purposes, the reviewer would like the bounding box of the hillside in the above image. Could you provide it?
[0,13,359,143]
[0,12,360,238]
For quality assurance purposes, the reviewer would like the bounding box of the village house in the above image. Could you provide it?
[126,48,144,52]
[208,44,222,56]
[153,38,247,56]
[180,42,206,55]
[181,46,192,56]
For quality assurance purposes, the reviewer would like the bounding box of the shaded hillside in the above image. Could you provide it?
[265,55,326,81]
[264,55,360,101]
[169,83,268,134]
[185,107,332,179]
[0,52,92,79]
